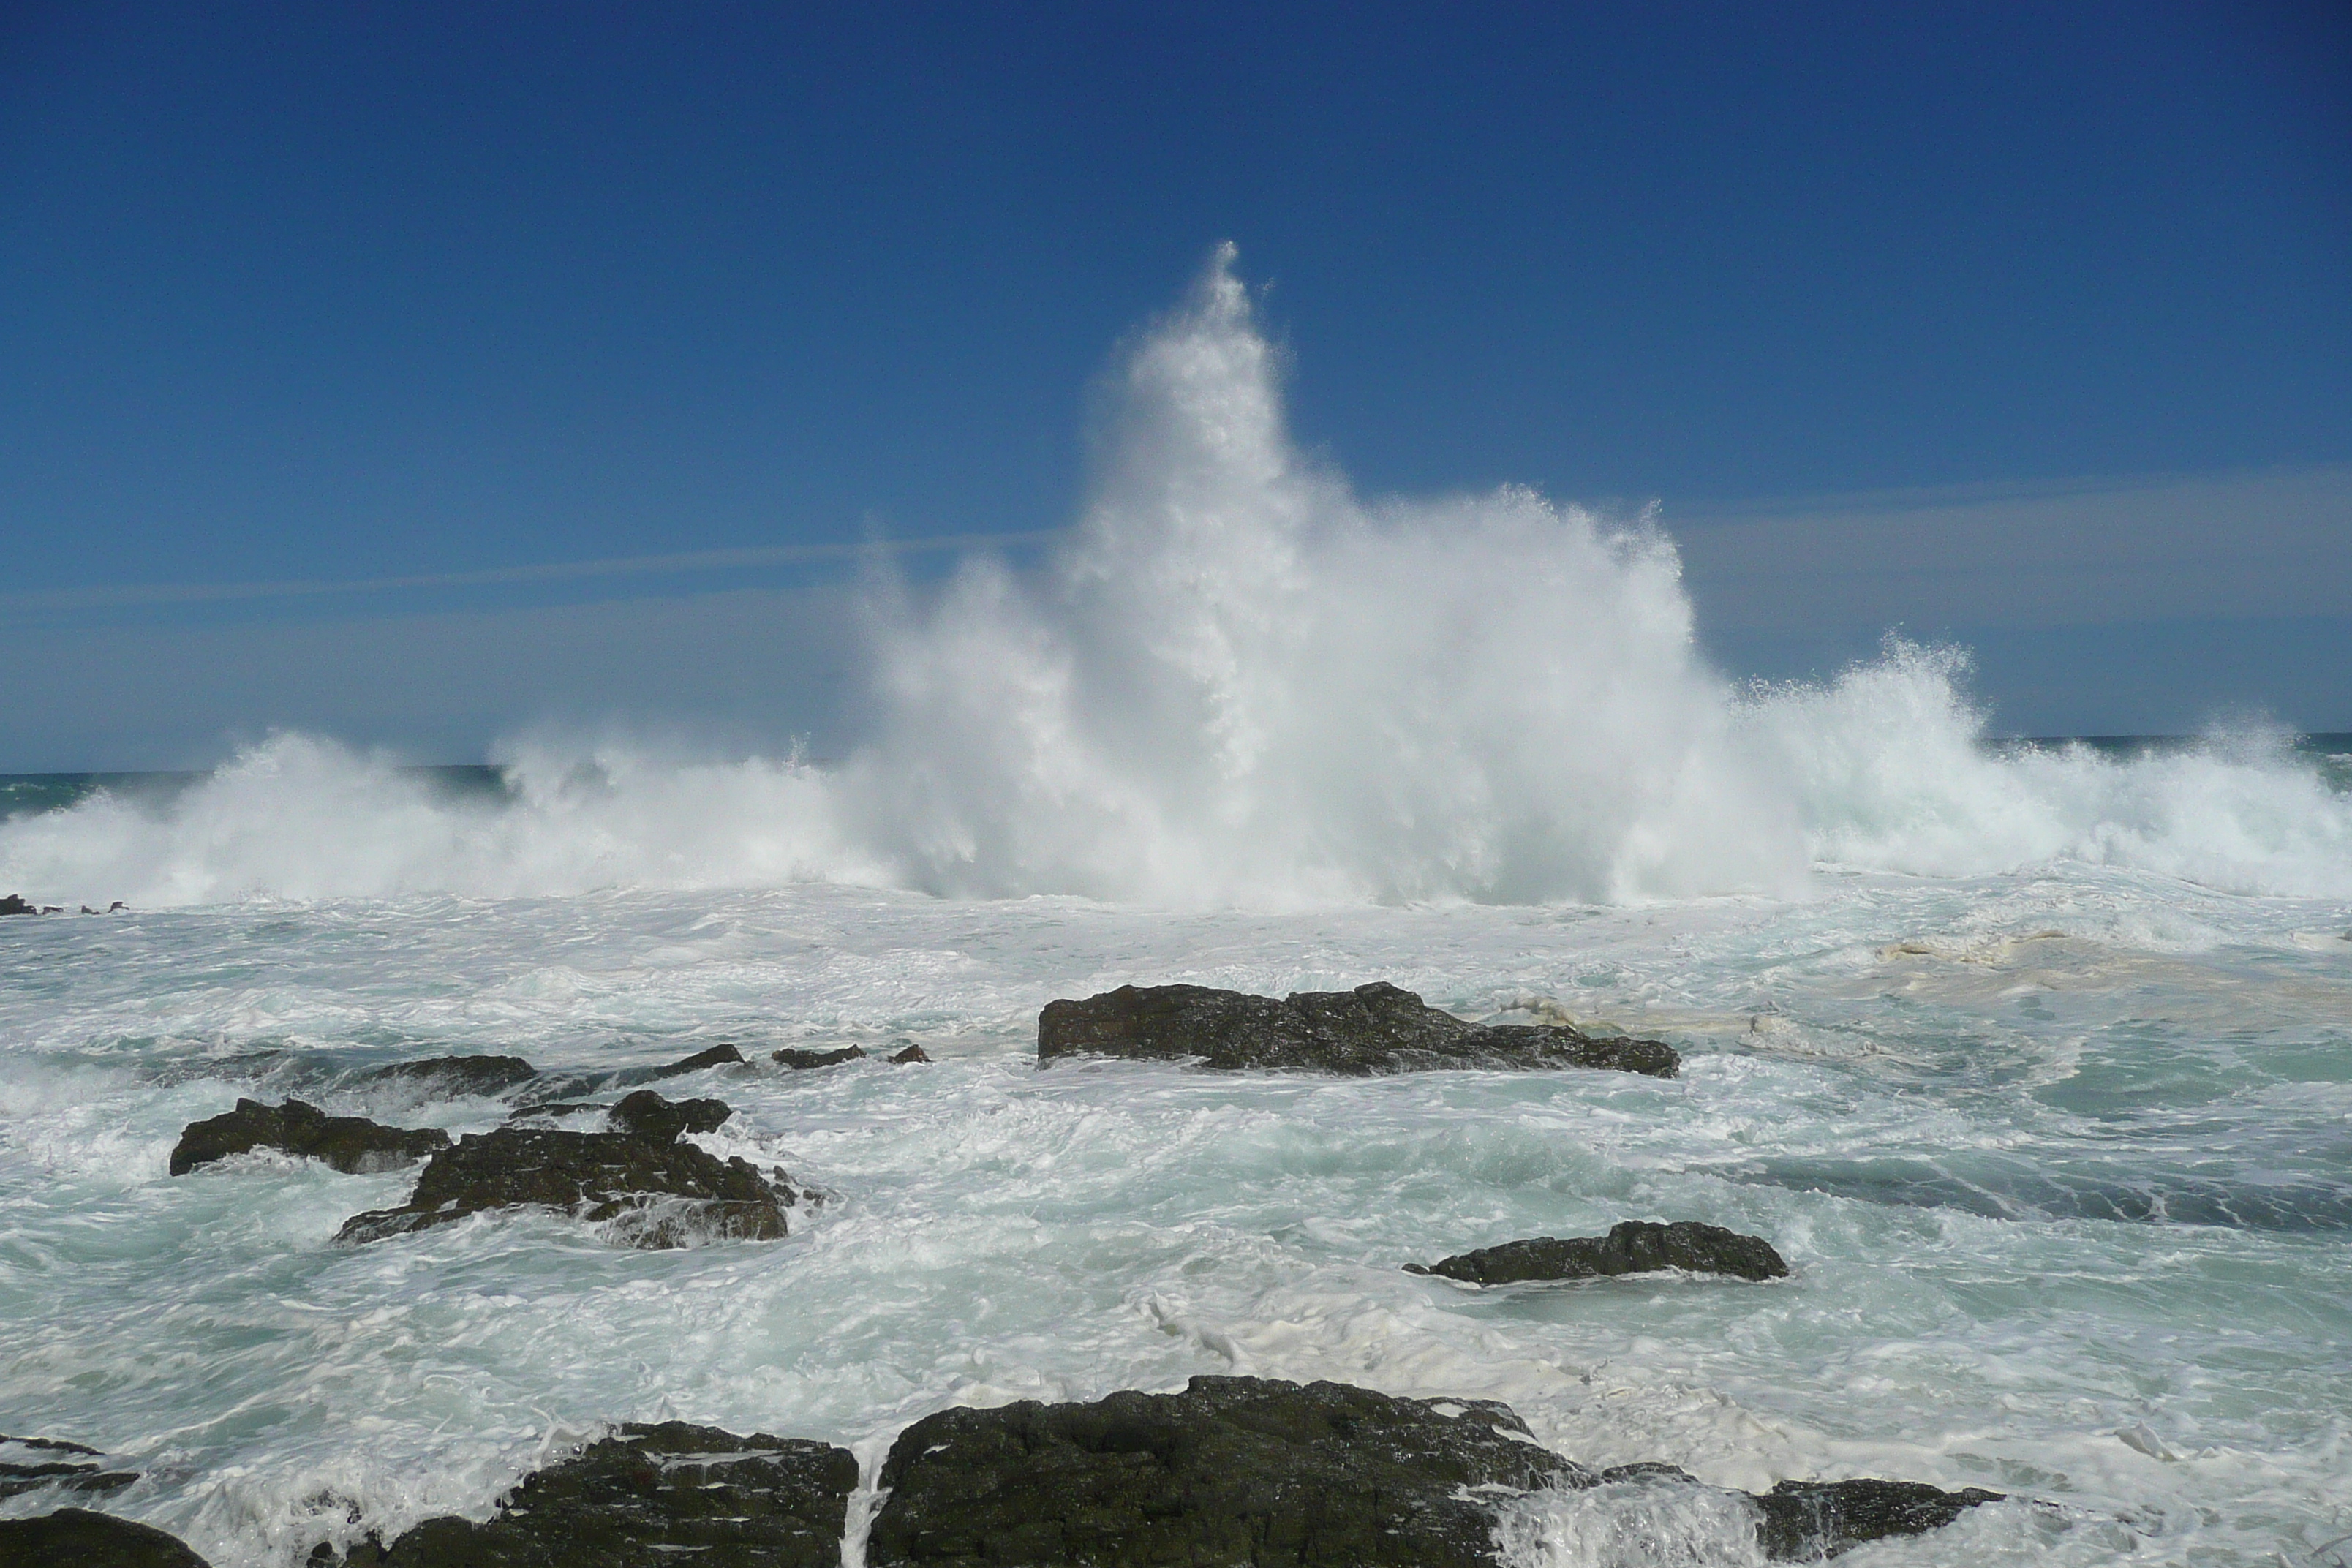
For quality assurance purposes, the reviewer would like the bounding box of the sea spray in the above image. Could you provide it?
[4,246,2350,907]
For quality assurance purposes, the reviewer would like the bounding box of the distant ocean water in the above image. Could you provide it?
[3,254,2348,1566]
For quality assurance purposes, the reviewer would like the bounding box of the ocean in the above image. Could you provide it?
[2,252,2348,1566]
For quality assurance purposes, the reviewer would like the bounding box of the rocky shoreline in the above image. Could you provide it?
[6,981,2023,1565]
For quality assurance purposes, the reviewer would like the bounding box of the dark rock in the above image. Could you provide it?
[39,906,62,915]
[867,1374,1577,1568]
[889,1044,932,1064]
[0,1436,137,1500]
[649,1043,745,1078]
[335,1126,792,1248]
[1407,1221,1790,1285]
[773,1046,866,1070]
[1037,982,1678,1078]
[110,901,129,913]
[606,1089,732,1143]
[0,894,35,916]
[1751,1478,2005,1559]
[326,1422,856,1568]
[170,1099,451,1177]
[350,1055,539,1098]
[0,1508,211,1567]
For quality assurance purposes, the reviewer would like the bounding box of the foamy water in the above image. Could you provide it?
[2,250,2349,1566]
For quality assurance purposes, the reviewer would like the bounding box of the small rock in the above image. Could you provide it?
[649,1043,746,1078]
[350,1055,539,1098]
[1750,1477,2006,1559]
[774,1046,866,1070]
[867,1375,1576,1568]
[335,1126,793,1248]
[889,1044,931,1064]
[1406,1221,1790,1285]
[0,1508,211,1567]
[169,1099,451,1176]
[0,1436,137,1500]
[1038,981,1678,1077]
[606,1089,732,1143]
[323,1422,856,1568]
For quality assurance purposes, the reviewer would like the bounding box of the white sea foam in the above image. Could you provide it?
[4,245,2348,910]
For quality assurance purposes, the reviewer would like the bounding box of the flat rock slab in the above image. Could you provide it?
[0,1508,211,1567]
[1409,1221,1790,1284]
[867,1374,1577,1568]
[170,1099,451,1176]
[328,1422,856,1568]
[1752,1477,2008,1560]
[0,1436,137,1501]
[335,1126,793,1248]
[1038,981,1678,1077]
[774,1046,865,1069]
[350,1055,539,1098]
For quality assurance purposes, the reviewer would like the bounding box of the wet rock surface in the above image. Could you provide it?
[326,1422,856,1568]
[0,1508,211,1567]
[773,1045,865,1069]
[1750,1477,2007,1559]
[1038,981,1678,1077]
[605,1089,731,1142]
[867,1374,1577,1568]
[0,1436,138,1500]
[0,894,37,916]
[350,1055,539,1098]
[334,1124,794,1248]
[1408,1220,1790,1284]
[169,1099,451,1177]
[888,1043,932,1063]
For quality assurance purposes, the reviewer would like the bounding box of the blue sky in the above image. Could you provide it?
[3,1,2348,768]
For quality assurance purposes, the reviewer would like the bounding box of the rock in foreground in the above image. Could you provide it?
[170,1099,451,1177]
[0,1508,211,1567]
[1038,982,1678,1077]
[334,1126,793,1248]
[329,1422,856,1568]
[1409,1221,1789,1284]
[867,1375,1577,1568]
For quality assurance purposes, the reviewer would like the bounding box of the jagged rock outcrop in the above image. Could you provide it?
[169,1100,451,1177]
[647,1043,745,1077]
[334,1126,794,1248]
[774,1045,865,1069]
[0,1508,211,1567]
[1408,1221,1790,1285]
[0,894,38,917]
[889,1044,932,1063]
[606,1089,731,1142]
[324,1422,856,1568]
[0,1436,137,1500]
[867,1376,1577,1568]
[350,1055,539,1098]
[1038,982,1678,1077]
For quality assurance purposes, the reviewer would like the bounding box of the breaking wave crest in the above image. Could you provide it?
[6,248,2348,908]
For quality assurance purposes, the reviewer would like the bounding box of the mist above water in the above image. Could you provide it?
[6,247,2348,908]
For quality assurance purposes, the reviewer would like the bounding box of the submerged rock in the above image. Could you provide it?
[889,1044,932,1064]
[1407,1221,1789,1285]
[334,1126,794,1248]
[1751,1477,2007,1559]
[1037,981,1678,1077]
[350,1055,539,1098]
[867,1374,1577,1568]
[647,1042,745,1077]
[169,1099,451,1177]
[0,1436,137,1500]
[327,1422,856,1568]
[774,1045,866,1069]
[605,1089,731,1142]
[0,1508,211,1567]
